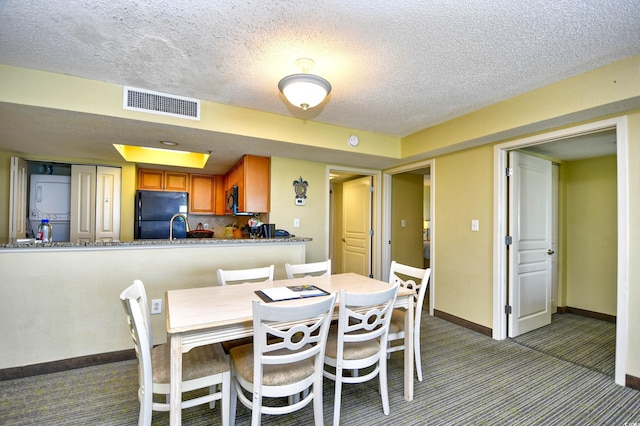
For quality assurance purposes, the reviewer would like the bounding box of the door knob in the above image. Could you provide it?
[547,249,555,255]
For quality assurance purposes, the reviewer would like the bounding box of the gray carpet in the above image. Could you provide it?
[512,313,616,377]
[1,315,638,425]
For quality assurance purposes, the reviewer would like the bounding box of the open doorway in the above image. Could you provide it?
[493,117,629,386]
[383,159,434,314]
[328,166,381,278]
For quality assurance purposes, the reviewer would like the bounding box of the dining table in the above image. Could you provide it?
[165,272,415,425]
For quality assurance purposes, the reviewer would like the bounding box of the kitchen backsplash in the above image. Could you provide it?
[188,214,269,238]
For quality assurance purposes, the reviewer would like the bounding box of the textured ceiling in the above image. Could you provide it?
[0,0,638,172]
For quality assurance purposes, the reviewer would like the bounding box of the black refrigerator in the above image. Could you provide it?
[134,190,189,239]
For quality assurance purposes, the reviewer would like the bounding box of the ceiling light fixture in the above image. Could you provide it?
[278,58,331,110]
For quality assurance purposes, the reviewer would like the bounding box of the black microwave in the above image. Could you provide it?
[225,185,238,215]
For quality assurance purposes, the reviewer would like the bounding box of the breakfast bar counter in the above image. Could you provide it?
[0,237,310,372]
[0,236,311,251]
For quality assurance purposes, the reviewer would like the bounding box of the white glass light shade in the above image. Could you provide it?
[278,73,331,110]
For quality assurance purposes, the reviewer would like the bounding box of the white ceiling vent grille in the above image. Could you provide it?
[123,86,200,121]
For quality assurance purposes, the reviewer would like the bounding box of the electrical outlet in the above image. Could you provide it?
[151,299,162,314]
[203,223,209,230]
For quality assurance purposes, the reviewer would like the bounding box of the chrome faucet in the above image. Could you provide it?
[169,213,190,240]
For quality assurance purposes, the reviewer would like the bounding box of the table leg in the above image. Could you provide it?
[404,297,414,401]
[170,334,183,425]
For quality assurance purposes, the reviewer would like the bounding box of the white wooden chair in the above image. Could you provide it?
[229,293,337,426]
[120,280,231,426]
[323,284,399,426]
[217,265,275,285]
[284,259,332,279]
[386,261,431,381]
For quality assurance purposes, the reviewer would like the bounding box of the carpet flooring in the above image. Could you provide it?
[1,315,638,425]
[512,313,616,377]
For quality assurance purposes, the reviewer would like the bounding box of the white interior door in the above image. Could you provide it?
[9,157,27,241]
[95,166,121,242]
[551,164,559,312]
[70,164,96,243]
[341,176,372,276]
[508,151,553,337]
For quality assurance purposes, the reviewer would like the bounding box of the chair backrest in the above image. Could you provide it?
[120,280,153,401]
[336,284,399,352]
[284,259,332,279]
[388,261,431,322]
[252,292,338,383]
[217,265,275,285]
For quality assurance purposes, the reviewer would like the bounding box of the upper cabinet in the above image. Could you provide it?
[226,155,270,214]
[189,174,225,215]
[138,169,189,192]
[136,155,269,215]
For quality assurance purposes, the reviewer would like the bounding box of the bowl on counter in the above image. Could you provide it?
[187,223,214,238]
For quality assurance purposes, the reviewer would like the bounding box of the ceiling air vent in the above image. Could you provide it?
[123,86,200,121]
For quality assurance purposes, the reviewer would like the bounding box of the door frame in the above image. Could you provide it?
[382,158,435,315]
[492,116,629,386]
[326,165,382,279]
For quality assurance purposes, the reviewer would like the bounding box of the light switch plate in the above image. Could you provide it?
[471,220,479,231]
[293,218,300,228]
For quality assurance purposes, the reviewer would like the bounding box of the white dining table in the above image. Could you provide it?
[165,272,415,425]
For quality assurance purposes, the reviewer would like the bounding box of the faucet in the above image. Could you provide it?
[169,213,190,240]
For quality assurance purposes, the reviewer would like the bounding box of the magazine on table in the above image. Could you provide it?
[256,284,329,303]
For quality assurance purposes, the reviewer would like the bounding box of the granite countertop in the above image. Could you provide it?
[0,236,311,250]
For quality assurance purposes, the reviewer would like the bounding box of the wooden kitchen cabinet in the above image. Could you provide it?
[225,154,270,213]
[138,169,189,191]
[189,174,225,214]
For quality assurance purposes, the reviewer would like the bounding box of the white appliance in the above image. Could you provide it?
[29,174,71,242]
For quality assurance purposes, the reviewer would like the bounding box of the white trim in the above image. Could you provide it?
[614,116,629,387]
[493,116,628,387]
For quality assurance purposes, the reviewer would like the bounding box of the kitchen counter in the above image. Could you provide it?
[0,236,311,251]
[0,236,309,371]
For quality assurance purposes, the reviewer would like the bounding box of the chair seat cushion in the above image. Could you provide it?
[152,342,229,384]
[388,308,406,334]
[229,343,315,386]
[325,327,380,360]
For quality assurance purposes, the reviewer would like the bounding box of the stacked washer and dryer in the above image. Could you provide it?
[28,174,71,242]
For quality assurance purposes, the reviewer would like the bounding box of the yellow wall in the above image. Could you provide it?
[565,155,617,315]
[432,145,495,327]
[391,173,424,268]
[269,157,327,262]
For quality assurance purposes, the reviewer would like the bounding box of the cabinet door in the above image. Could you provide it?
[214,175,226,215]
[190,174,215,214]
[243,155,270,213]
[164,172,189,192]
[236,160,245,212]
[138,169,164,190]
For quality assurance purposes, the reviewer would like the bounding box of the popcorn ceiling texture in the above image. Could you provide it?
[1,0,639,137]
